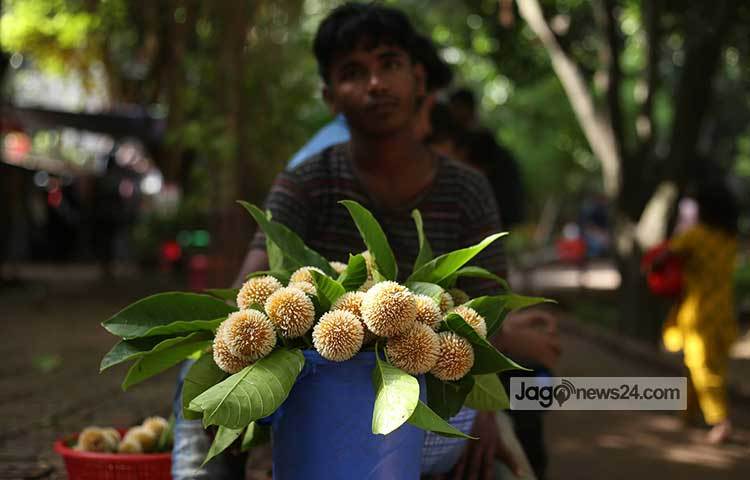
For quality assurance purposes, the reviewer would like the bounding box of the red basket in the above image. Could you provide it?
[54,428,171,479]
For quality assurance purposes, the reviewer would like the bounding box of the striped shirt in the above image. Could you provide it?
[251,142,507,474]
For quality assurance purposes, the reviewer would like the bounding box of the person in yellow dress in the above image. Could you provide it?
[661,184,739,444]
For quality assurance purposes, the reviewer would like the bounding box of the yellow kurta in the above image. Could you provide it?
[662,223,738,424]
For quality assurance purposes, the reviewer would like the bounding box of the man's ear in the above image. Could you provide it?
[413,63,427,98]
[322,84,338,115]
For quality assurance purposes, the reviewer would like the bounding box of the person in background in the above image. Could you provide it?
[658,182,740,444]
[286,32,453,171]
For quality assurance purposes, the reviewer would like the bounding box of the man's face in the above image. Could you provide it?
[324,42,425,138]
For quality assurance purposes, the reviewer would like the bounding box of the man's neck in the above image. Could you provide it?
[348,128,437,209]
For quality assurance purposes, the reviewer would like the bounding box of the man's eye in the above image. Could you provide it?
[384,59,402,69]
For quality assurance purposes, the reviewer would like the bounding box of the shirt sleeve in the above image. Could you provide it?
[249,169,312,252]
[457,171,508,297]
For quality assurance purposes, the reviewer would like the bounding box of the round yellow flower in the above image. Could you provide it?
[123,426,157,452]
[142,416,168,439]
[213,334,250,374]
[330,261,348,275]
[386,323,440,375]
[361,281,417,337]
[237,275,282,310]
[450,305,487,338]
[431,332,475,381]
[221,310,277,361]
[288,280,316,296]
[313,310,364,361]
[264,286,316,338]
[358,279,376,292]
[76,427,117,453]
[414,294,443,330]
[118,437,143,453]
[439,290,454,313]
[331,291,365,317]
[290,266,325,284]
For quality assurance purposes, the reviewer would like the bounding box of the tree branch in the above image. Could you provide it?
[595,0,625,159]
[517,0,622,199]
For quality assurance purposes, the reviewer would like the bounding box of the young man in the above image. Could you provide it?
[174,3,534,479]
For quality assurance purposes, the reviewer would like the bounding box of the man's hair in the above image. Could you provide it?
[313,2,421,83]
[413,34,452,92]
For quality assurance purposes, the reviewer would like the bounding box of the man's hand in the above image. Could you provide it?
[433,411,522,480]
[495,309,561,370]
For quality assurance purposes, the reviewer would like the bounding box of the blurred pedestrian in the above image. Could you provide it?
[658,182,739,444]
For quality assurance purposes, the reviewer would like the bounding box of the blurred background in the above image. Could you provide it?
[1,0,749,478]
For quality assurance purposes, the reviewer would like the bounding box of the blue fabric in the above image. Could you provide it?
[286,115,350,170]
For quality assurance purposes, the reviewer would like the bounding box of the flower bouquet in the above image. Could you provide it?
[100,200,547,478]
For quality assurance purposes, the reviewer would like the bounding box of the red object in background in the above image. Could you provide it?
[54,428,171,480]
[188,254,210,292]
[160,240,182,263]
[557,238,586,263]
[642,242,683,298]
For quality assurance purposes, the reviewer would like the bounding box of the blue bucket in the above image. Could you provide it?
[271,350,425,480]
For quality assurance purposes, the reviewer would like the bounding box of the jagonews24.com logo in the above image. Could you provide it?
[514,378,576,408]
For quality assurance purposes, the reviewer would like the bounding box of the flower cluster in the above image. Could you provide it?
[214,262,482,382]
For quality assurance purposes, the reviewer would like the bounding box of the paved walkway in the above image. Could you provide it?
[0,271,748,479]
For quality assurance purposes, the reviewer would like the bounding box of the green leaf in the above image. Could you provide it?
[407,281,445,304]
[411,209,433,272]
[265,210,295,271]
[407,233,508,284]
[444,313,528,375]
[156,415,175,451]
[189,348,305,429]
[338,254,368,291]
[340,200,398,281]
[122,332,213,390]
[310,270,346,311]
[202,426,244,467]
[204,288,239,303]
[464,374,510,411]
[182,354,228,420]
[442,266,510,291]
[102,292,235,339]
[425,373,474,420]
[473,294,553,337]
[100,335,175,372]
[408,400,475,439]
[238,201,334,275]
[241,422,271,451]
[371,349,420,435]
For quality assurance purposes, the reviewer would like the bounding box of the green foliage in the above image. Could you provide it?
[204,288,239,304]
[239,201,334,276]
[463,294,552,337]
[340,200,398,281]
[241,422,271,451]
[310,270,346,311]
[408,233,507,284]
[122,331,213,390]
[464,374,509,411]
[425,373,474,420]
[203,426,244,467]
[442,266,510,291]
[102,292,235,339]
[444,313,527,375]
[100,335,177,372]
[189,348,304,429]
[371,347,420,435]
[182,354,228,421]
[407,400,474,439]
[407,281,445,304]
[338,254,368,291]
[411,209,433,272]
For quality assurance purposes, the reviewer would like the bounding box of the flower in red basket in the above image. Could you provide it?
[118,437,143,453]
[76,426,118,452]
[237,276,282,309]
[361,281,417,337]
[313,310,364,361]
[431,332,475,381]
[386,323,440,374]
[123,426,157,452]
[264,286,316,338]
[142,417,168,439]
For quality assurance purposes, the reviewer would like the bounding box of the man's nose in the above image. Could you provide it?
[367,71,388,92]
